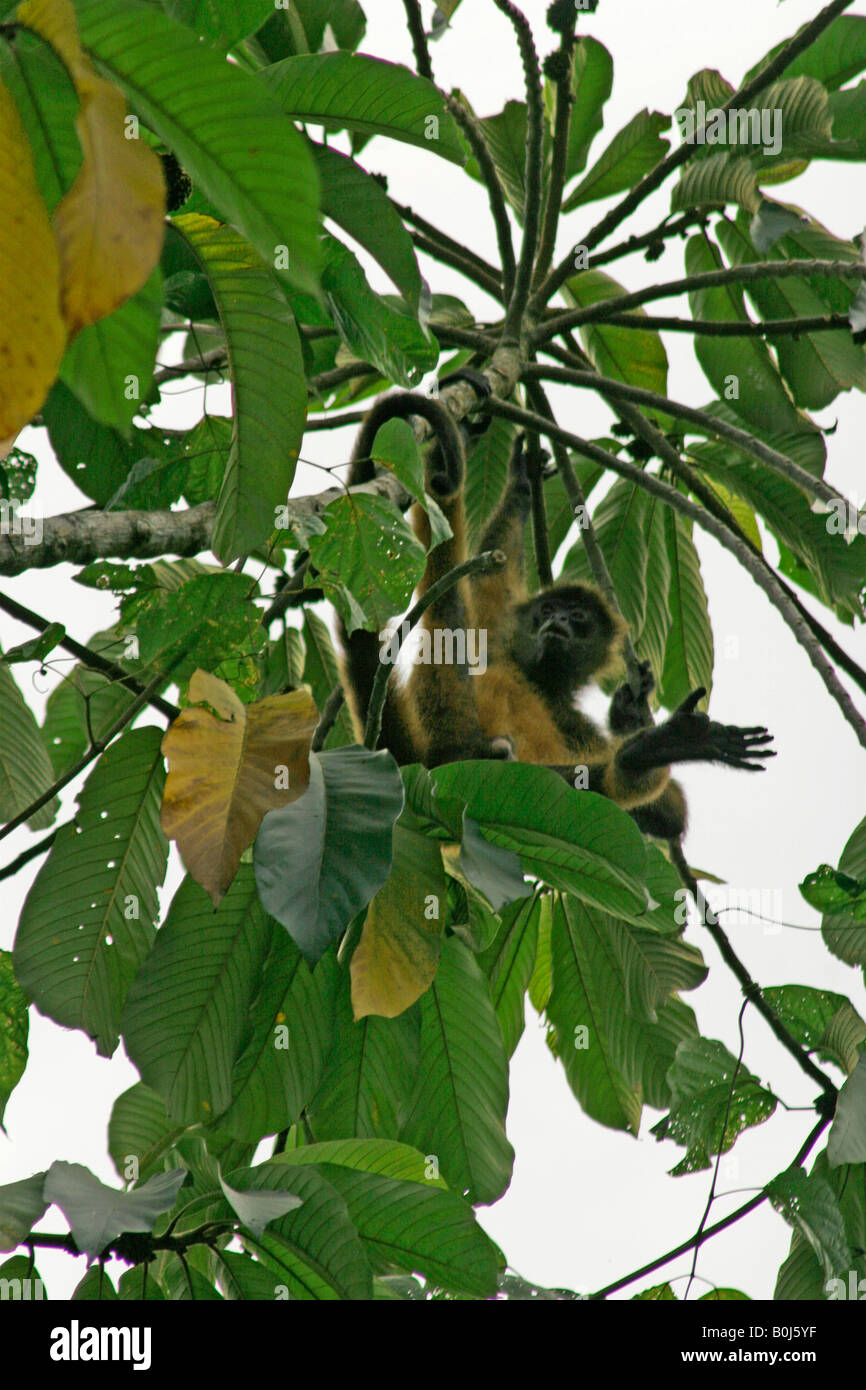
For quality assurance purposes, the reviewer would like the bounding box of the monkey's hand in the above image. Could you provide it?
[609,660,654,734]
[617,688,775,773]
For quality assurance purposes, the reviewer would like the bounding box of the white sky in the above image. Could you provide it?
[2,0,866,1300]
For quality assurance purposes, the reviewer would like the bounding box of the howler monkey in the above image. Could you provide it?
[339,385,774,839]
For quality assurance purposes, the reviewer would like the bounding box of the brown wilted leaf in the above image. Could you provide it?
[161,670,318,905]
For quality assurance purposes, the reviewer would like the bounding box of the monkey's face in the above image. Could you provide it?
[510,584,621,693]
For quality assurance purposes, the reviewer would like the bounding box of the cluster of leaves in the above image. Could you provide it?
[0,0,865,1301]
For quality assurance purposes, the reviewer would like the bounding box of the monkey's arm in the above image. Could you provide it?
[470,435,533,631]
[616,688,774,773]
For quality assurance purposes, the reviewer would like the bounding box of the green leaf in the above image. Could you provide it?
[75,0,321,292]
[290,0,367,53]
[43,1161,185,1261]
[164,0,275,47]
[306,968,421,1140]
[108,1084,188,1183]
[309,493,425,631]
[59,269,161,436]
[13,728,168,1056]
[0,1175,48,1254]
[561,268,669,395]
[765,1165,850,1280]
[219,1174,303,1237]
[262,52,464,163]
[477,892,544,1058]
[547,895,701,1133]
[321,235,437,387]
[254,746,405,963]
[276,1141,501,1296]
[477,100,529,220]
[716,216,866,410]
[429,761,651,923]
[744,15,866,92]
[562,109,669,211]
[561,477,650,638]
[169,216,305,562]
[0,951,28,1128]
[1,624,66,667]
[215,929,336,1141]
[564,36,614,182]
[121,866,272,1123]
[312,143,423,307]
[828,1055,866,1165]
[458,815,528,914]
[0,662,58,831]
[652,1038,776,1174]
[221,1161,373,1299]
[763,985,866,1075]
[672,151,759,213]
[400,937,514,1205]
[658,510,714,709]
[683,234,822,446]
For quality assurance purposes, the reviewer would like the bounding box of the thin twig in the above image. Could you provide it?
[0,590,180,720]
[0,655,186,845]
[589,211,711,270]
[669,842,836,1096]
[590,1114,831,1299]
[363,549,506,750]
[393,201,504,297]
[0,828,59,882]
[535,258,866,343]
[311,684,346,752]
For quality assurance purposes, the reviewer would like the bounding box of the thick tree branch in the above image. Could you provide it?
[0,502,217,577]
[533,0,860,306]
[484,397,866,750]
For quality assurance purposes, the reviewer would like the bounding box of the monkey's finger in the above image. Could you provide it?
[677,687,707,715]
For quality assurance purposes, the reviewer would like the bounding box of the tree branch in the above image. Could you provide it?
[590,1114,831,1300]
[0,589,180,720]
[392,200,504,299]
[401,0,433,79]
[0,502,216,577]
[669,841,836,1096]
[493,0,544,341]
[574,311,852,337]
[525,360,848,510]
[532,10,577,289]
[445,94,517,301]
[535,259,866,343]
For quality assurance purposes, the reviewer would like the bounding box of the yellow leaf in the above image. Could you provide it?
[18,0,166,335]
[161,670,318,906]
[350,827,446,1019]
[0,76,66,444]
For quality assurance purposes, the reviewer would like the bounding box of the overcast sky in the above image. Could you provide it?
[2,0,865,1300]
